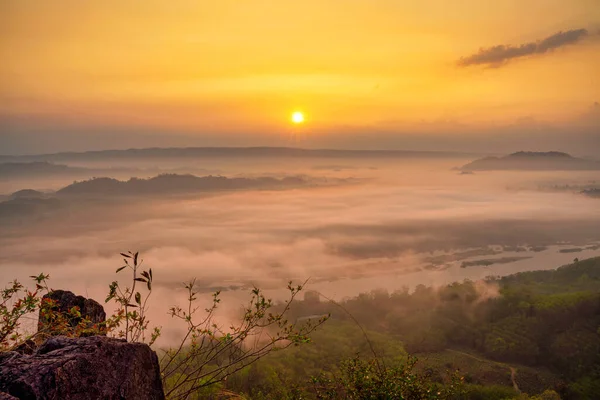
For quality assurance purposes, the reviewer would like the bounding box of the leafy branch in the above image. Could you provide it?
[105,251,159,345]
[0,273,50,350]
[161,279,329,399]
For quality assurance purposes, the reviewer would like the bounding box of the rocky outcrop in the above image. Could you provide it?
[0,335,164,399]
[38,290,106,335]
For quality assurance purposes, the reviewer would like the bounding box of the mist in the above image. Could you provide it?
[1,151,599,343]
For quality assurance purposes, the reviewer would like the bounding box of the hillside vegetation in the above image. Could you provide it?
[461,152,600,171]
[221,257,600,399]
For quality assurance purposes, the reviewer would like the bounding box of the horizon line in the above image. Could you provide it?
[0,145,500,159]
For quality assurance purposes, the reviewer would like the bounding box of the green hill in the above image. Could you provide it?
[223,257,600,399]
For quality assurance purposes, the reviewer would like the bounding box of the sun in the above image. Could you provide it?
[291,111,305,124]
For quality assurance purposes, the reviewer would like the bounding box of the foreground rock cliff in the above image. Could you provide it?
[1,290,163,399]
[0,335,165,399]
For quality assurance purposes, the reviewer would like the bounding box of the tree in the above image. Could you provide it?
[311,356,464,399]
[159,279,328,399]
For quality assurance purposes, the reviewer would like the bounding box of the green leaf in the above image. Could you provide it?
[134,278,147,283]
[135,292,141,304]
[120,252,132,259]
[116,266,127,273]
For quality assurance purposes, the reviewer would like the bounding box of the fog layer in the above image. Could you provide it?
[1,155,599,339]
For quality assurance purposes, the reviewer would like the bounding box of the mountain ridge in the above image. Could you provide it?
[0,146,479,163]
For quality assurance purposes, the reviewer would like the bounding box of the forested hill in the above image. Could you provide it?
[226,257,600,399]
[460,152,600,171]
[499,256,600,292]
[57,174,310,196]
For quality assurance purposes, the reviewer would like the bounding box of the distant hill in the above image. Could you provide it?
[10,189,45,199]
[582,188,600,198]
[460,151,600,171]
[0,173,322,220]
[0,147,476,163]
[0,162,88,178]
[57,174,311,196]
[0,197,61,219]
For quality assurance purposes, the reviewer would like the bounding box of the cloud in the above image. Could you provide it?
[458,29,589,67]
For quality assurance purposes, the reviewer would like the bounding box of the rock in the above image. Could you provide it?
[0,335,164,399]
[38,290,106,335]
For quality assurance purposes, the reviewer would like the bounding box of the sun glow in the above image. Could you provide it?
[291,111,305,124]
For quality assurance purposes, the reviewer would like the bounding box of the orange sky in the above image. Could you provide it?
[1,0,599,151]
